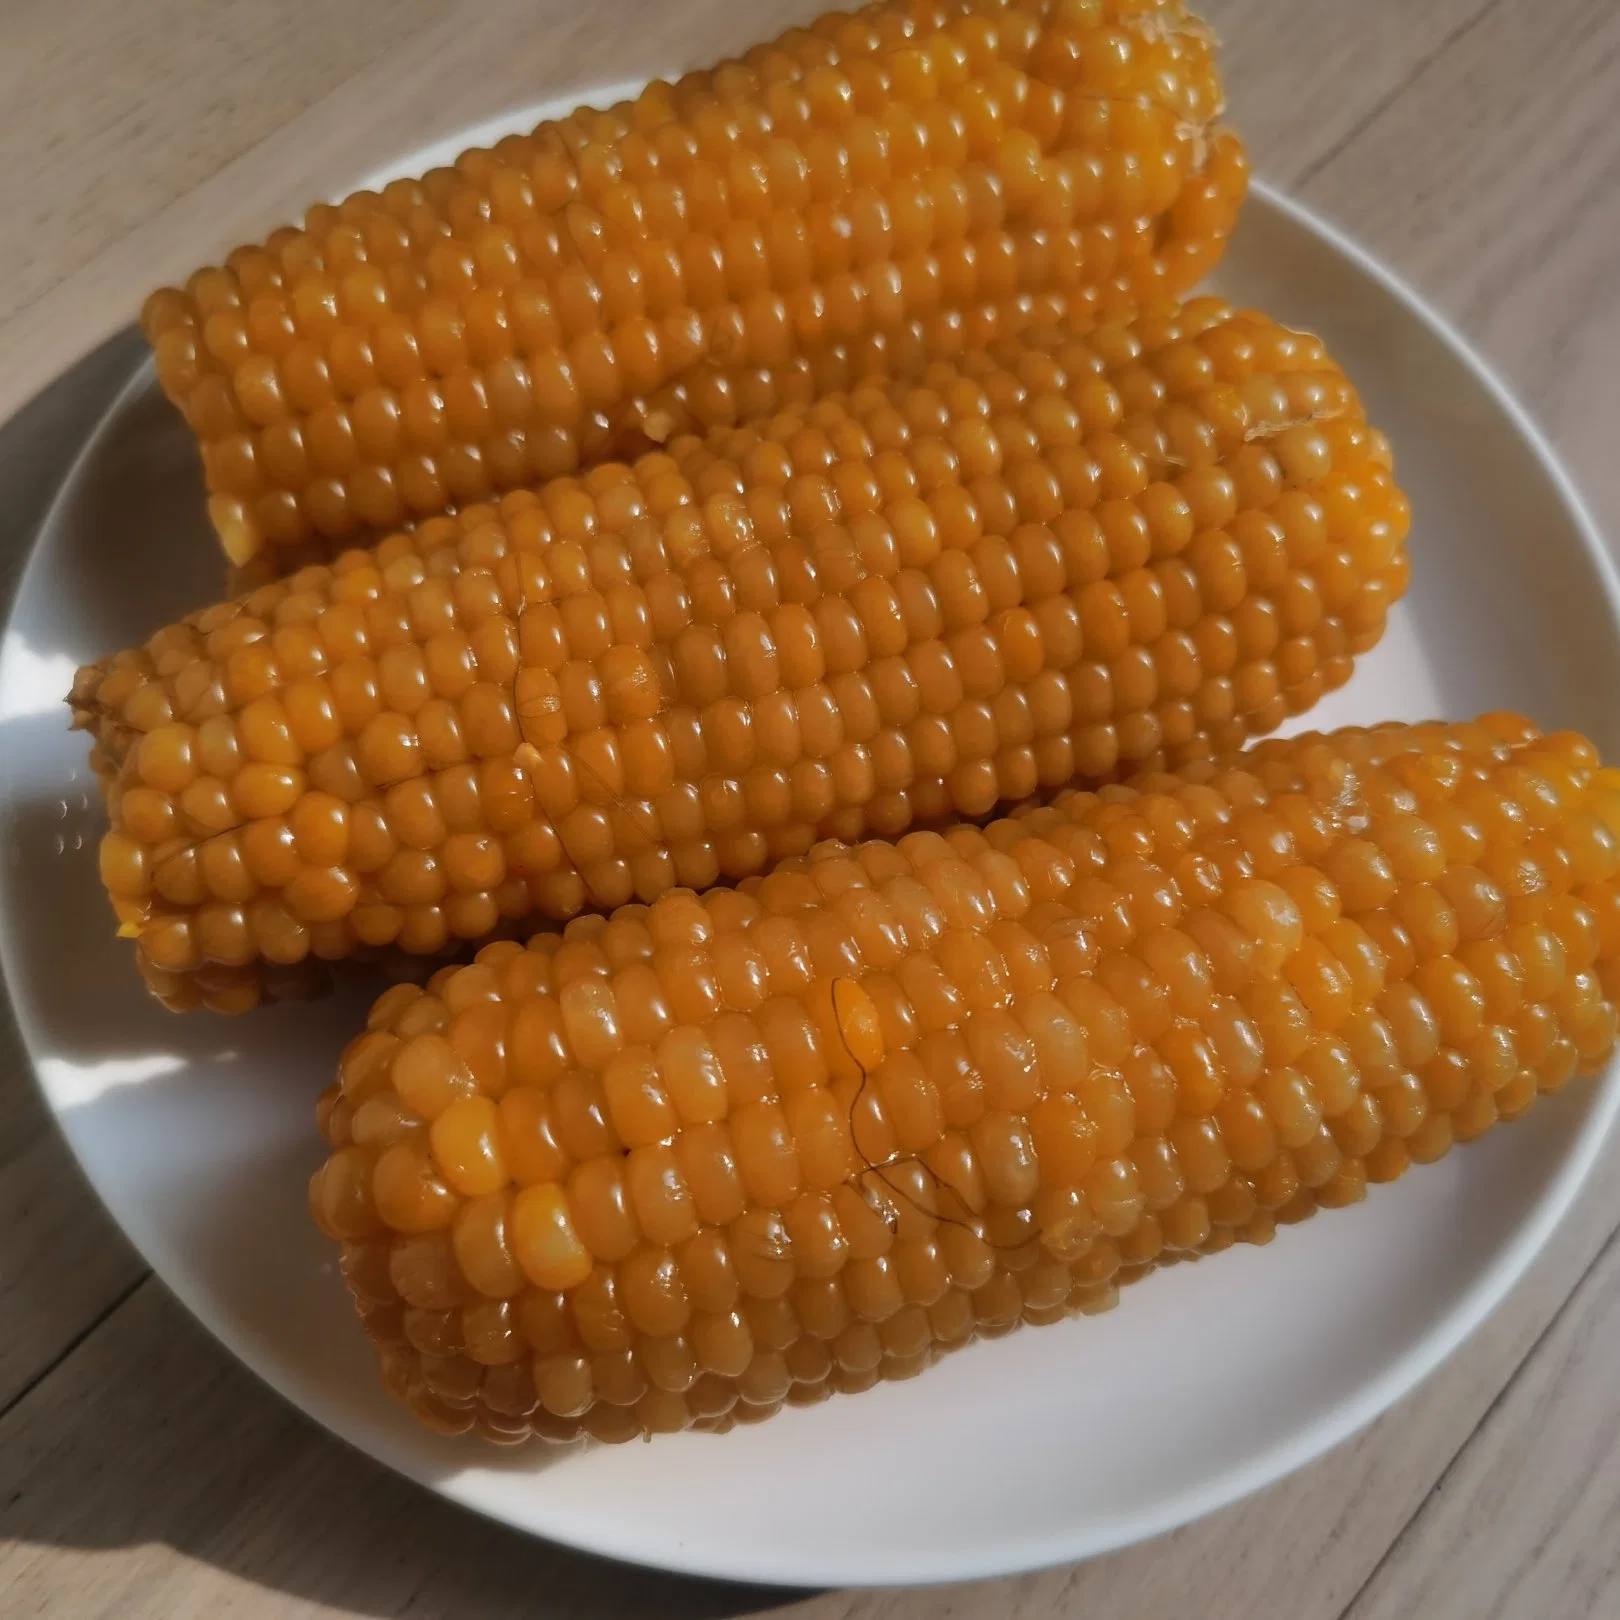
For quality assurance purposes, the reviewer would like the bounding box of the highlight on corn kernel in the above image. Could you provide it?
[141,0,1248,575]
[49,0,1620,1490]
[309,718,1620,1442]
[76,301,1407,1013]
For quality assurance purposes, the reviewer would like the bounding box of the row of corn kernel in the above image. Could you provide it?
[309,717,1620,1438]
[77,304,1404,1010]
[142,0,1245,567]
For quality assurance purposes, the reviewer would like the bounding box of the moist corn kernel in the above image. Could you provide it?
[141,0,1248,571]
[313,716,1620,1442]
[76,296,1402,1012]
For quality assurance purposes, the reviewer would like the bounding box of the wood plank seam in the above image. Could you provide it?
[1293,0,1505,188]
[3,2,1618,1612]
[1334,1209,1620,1620]
[1344,1170,1620,1619]
[0,1271,149,1426]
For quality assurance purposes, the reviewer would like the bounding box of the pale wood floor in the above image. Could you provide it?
[3,1,1619,1614]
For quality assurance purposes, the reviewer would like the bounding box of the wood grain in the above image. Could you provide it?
[0,0,822,430]
[1201,0,1500,190]
[1345,1211,1620,1620]
[3,1134,1617,1619]
[1293,0,1620,543]
[0,1282,790,1620]
[0,0,447,326]
[3,0,1620,1615]
[776,1133,1620,1620]
[0,1124,143,1414]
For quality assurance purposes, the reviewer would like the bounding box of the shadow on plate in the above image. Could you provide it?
[8,209,1620,1616]
[0,1013,808,1618]
[0,872,815,1618]
[0,1255,816,1620]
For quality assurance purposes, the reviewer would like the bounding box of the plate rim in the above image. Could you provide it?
[4,121,1620,1587]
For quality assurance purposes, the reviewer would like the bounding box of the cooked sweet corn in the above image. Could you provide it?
[141,0,1246,575]
[308,715,1620,1442]
[74,301,1406,1013]
[80,301,1404,1007]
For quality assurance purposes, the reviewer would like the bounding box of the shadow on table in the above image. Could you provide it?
[0,811,800,1615]
[0,967,814,1620]
[0,910,819,1620]
[0,1284,817,1620]
[21,210,1620,1620]
[0,340,810,1619]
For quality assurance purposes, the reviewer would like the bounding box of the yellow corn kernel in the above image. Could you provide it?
[310,715,1620,1441]
[142,0,1248,572]
[72,302,1404,1012]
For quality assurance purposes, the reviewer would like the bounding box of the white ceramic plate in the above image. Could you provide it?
[4,87,1620,1590]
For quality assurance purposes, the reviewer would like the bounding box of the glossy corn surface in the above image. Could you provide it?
[75,303,1405,1012]
[142,0,1246,572]
[309,716,1620,1442]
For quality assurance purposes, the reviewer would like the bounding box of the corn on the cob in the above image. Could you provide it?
[141,0,1246,576]
[74,302,1405,1013]
[307,716,1620,1443]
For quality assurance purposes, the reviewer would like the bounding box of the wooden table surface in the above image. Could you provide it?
[5,0,1620,1614]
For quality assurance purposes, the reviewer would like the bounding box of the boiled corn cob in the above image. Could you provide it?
[308,716,1620,1443]
[141,0,1247,577]
[74,301,1406,1013]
